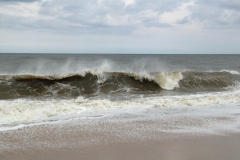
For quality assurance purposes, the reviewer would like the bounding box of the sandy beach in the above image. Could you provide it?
[2,135,240,160]
[1,116,240,160]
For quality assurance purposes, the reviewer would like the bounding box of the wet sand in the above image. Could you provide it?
[1,117,240,160]
[2,134,240,160]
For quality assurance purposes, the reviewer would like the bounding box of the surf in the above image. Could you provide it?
[1,89,240,127]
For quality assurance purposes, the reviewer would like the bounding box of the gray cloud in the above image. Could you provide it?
[219,0,240,10]
[0,0,38,2]
[189,0,240,28]
[177,17,189,24]
[36,0,186,32]
[1,0,240,34]
[1,0,240,54]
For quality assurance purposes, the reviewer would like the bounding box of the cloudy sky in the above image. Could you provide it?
[0,0,240,54]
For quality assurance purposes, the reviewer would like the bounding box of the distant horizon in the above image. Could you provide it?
[0,53,240,55]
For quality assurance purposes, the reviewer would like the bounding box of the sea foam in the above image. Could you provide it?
[0,89,240,126]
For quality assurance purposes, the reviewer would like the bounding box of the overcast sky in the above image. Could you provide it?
[0,0,240,54]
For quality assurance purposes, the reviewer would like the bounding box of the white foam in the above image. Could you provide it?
[0,99,87,126]
[129,72,183,90]
[220,70,240,75]
[151,72,183,90]
[1,89,240,127]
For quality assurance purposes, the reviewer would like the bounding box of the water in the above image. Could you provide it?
[0,54,240,130]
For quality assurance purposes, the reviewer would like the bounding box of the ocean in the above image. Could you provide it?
[0,54,240,132]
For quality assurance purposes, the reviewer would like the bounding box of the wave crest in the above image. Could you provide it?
[129,72,183,90]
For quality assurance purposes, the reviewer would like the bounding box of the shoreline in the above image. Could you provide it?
[1,116,240,160]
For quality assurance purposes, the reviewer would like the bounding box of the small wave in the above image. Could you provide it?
[180,71,240,91]
[220,70,240,75]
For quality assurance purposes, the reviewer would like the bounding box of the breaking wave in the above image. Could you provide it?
[0,70,240,99]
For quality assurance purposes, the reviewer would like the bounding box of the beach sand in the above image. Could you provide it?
[2,135,240,160]
[1,117,240,160]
